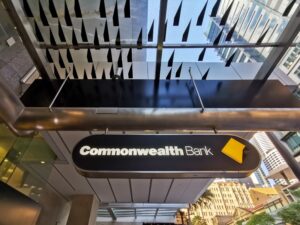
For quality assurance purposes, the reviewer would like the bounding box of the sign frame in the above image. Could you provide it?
[72,134,261,178]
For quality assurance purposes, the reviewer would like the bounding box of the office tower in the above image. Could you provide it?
[250,132,287,185]
[206,0,299,86]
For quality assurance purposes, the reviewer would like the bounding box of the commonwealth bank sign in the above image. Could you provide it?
[72,135,260,178]
[79,145,213,156]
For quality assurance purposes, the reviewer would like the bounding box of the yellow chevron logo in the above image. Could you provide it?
[221,138,245,164]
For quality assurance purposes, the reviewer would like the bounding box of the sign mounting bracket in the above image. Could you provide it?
[49,67,72,112]
[188,67,205,113]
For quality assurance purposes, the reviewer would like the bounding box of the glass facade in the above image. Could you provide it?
[205,0,300,96]
[0,124,57,202]
[206,0,296,62]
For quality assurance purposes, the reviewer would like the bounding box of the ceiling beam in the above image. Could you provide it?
[155,0,168,80]
[99,203,188,209]
[39,42,299,50]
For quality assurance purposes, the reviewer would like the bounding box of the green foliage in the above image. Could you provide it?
[278,201,300,225]
[236,221,243,225]
[291,188,300,199]
[246,212,275,225]
[191,216,207,225]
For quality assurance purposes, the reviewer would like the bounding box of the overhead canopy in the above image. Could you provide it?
[14,79,300,131]
[1,0,300,133]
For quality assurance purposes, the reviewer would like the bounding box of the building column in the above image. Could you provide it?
[66,195,99,225]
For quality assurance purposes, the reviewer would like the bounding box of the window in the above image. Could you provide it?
[294,66,300,78]
[282,132,300,155]
[240,53,247,62]
[283,44,300,69]
[296,89,300,98]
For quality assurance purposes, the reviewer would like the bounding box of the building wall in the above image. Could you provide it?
[191,182,254,225]
[264,149,287,172]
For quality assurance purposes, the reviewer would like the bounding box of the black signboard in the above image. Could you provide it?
[72,135,261,178]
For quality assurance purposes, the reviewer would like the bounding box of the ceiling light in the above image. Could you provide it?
[53,118,59,124]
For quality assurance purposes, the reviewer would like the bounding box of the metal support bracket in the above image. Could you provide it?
[49,68,71,112]
[188,67,205,113]
[107,208,117,221]
[213,127,218,134]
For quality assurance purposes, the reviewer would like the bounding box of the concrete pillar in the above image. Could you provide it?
[66,195,99,225]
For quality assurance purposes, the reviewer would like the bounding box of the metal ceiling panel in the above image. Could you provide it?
[55,164,93,194]
[109,179,131,202]
[88,178,116,203]
[58,131,90,150]
[45,166,75,196]
[131,179,150,202]
[149,179,173,203]
[165,179,191,203]
[165,178,211,203]
[180,178,212,203]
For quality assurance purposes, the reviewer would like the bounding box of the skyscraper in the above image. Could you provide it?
[250,164,272,187]
[250,132,287,185]
[206,0,299,86]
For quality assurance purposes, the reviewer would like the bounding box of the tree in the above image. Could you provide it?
[192,190,214,208]
[236,221,243,225]
[246,212,275,225]
[291,188,300,199]
[278,201,300,225]
[188,190,214,224]
[191,215,207,225]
